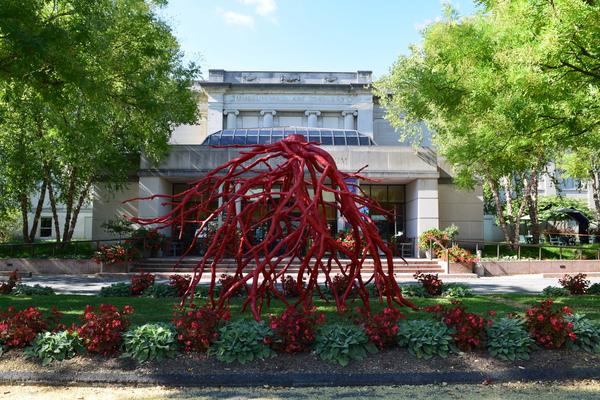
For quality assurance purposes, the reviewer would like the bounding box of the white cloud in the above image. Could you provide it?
[239,0,277,16]
[217,8,255,28]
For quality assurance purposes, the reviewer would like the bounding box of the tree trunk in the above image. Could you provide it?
[589,167,600,230]
[61,168,77,244]
[19,194,31,243]
[43,165,61,243]
[488,178,515,246]
[65,181,92,243]
[525,173,541,244]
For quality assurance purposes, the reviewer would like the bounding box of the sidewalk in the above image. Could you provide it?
[16,273,600,295]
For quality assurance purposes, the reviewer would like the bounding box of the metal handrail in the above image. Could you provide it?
[451,239,600,261]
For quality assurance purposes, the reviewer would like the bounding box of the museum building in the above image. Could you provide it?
[89,70,484,257]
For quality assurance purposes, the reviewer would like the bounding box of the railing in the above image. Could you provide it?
[0,239,126,259]
[453,239,600,261]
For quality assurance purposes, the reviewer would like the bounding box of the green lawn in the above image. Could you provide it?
[2,293,600,326]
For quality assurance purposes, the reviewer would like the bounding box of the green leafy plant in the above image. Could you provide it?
[99,283,132,297]
[141,284,178,298]
[314,325,377,366]
[397,320,456,359]
[486,317,534,361]
[399,284,427,297]
[24,330,82,365]
[587,283,600,295]
[209,319,274,364]
[565,314,600,353]
[541,286,570,297]
[12,284,55,296]
[122,323,178,363]
[442,283,473,298]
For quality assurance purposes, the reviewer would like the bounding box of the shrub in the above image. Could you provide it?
[0,306,60,352]
[269,306,324,353]
[314,324,377,366]
[418,228,450,252]
[413,272,443,296]
[77,304,133,356]
[524,299,576,349]
[486,317,534,361]
[25,330,82,365]
[209,319,274,364]
[131,272,155,296]
[218,274,245,297]
[141,284,178,298]
[565,314,600,353]
[12,284,55,296]
[99,282,132,297]
[397,319,456,359]
[442,283,473,298]
[0,270,19,294]
[358,307,403,349]
[587,283,600,295]
[169,274,191,297]
[329,274,354,298]
[93,244,137,265]
[122,323,177,363]
[443,245,478,264]
[541,286,570,297]
[280,275,304,298]
[399,284,427,298]
[172,305,230,352]
[442,303,488,351]
[559,273,590,295]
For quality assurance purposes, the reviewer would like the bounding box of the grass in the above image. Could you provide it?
[2,292,600,326]
[482,243,600,260]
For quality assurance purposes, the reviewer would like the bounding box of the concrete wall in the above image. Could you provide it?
[406,178,439,256]
[169,91,208,145]
[438,183,484,242]
[479,260,600,276]
[138,176,172,236]
[91,183,139,240]
[0,258,99,274]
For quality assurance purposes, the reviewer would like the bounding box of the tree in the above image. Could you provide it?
[0,0,199,243]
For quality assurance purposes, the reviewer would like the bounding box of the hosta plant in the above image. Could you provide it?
[314,325,377,366]
[122,323,177,363]
[398,284,427,298]
[587,283,600,295]
[25,330,83,365]
[397,320,456,359]
[565,314,600,353]
[209,319,274,364]
[141,284,178,298]
[442,283,473,298]
[541,286,570,297]
[486,317,534,361]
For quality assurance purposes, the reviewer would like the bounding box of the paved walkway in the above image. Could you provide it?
[16,273,600,295]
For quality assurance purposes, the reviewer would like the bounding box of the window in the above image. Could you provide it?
[40,217,52,237]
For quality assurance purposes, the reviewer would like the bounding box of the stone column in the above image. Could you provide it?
[342,110,357,130]
[260,110,276,128]
[138,176,172,236]
[305,110,321,128]
[223,109,239,129]
[405,178,439,257]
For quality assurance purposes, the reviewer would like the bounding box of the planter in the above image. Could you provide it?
[100,261,130,274]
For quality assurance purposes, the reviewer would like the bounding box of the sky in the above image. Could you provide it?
[159,0,479,79]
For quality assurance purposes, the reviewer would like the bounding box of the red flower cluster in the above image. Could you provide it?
[442,303,488,351]
[0,269,19,294]
[269,306,324,353]
[414,272,443,296]
[335,230,356,252]
[169,274,192,297]
[93,244,136,265]
[559,273,590,295]
[444,245,478,264]
[358,307,403,349]
[172,305,230,352]
[77,304,134,355]
[130,272,155,296]
[330,274,354,297]
[0,306,59,349]
[524,299,576,348]
[280,276,304,298]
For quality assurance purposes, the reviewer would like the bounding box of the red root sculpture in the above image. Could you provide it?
[130,134,415,320]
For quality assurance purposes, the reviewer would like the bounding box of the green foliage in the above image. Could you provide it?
[442,283,473,298]
[209,320,274,364]
[12,284,55,296]
[314,325,377,366]
[587,283,600,295]
[486,317,533,361]
[122,323,177,363]
[141,284,178,298]
[542,286,570,297]
[24,330,82,365]
[396,320,456,359]
[0,208,20,243]
[399,284,427,298]
[565,314,600,353]
[99,283,132,297]
[538,196,596,223]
